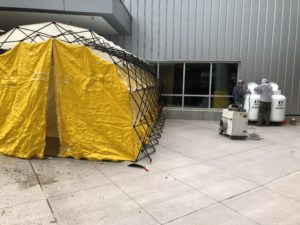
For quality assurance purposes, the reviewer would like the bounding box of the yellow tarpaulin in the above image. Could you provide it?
[0,40,52,159]
[54,40,142,161]
[0,39,143,161]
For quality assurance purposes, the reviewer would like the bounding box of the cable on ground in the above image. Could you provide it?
[247,126,262,140]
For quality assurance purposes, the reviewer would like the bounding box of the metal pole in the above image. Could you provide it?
[208,62,213,108]
[182,63,186,108]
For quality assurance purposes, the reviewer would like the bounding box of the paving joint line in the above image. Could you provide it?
[29,160,58,224]
[161,171,262,224]
[219,202,262,225]
[161,202,218,225]
[91,162,163,225]
[0,198,47,211]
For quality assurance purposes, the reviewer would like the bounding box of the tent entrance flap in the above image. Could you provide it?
[45,56,60,156]
[0,40,52,159]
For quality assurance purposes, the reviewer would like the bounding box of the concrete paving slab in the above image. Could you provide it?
[163,141,229,162]
[167,203,257,225]
[49,184,159,225]
[93,160,160,182]
[167,163,257,201]
[158,120,217,145]
[0,181,45,209]
[116,172,216,224]
[212,138,274,154]
[266,171,300,202]
[223,187,300,225]
[140,146,198,171]
[206,153,288,185]
[31,158,111,197]
[241,149,300,173]
[0,155,35,186]
[0,200,55,225]
[259,126,300,145]
[158,135,193,148]
[181,119,220,130]
[263,143,300,160]
[1,119,300,225]
[286,137,300,150]
[166,127,218,141]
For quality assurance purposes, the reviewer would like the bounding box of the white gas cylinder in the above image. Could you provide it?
[244,93,260,121]
[270,82,279,92]
[271,94,286,122]
[244,82,286,122]
[247,82,258,93]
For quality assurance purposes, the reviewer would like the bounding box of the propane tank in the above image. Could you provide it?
[244,82,286,122]
[244,94,260,121]
[270,82,286,122]
[243,82,260,121]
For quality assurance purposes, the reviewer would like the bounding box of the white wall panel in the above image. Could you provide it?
[277,1,291,91]
[270,0,283,83]
[261,0,274,78]
[225,0,235,60]
[232,0,243,60]
[254,0,267,80]
[144,0,152,59]
[137,0,145,58]
[285,0,298,112]
[239,0,251,81]
[216,0,225,60]
[152,0,160,59]
[202,0,212,59]
[187,0,197,59]
[173,0,182,59]
[166,0,175,59]
[159,0,167,59]
[247,0,259,82]
[180,0,189,60]
[195,0,205,59]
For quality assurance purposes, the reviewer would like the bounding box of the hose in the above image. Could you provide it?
[247,127,261,140]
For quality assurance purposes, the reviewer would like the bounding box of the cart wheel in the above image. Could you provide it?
[218,127,223,135]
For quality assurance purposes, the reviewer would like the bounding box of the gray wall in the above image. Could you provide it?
[0,0,131,34]
[110,0,300,115]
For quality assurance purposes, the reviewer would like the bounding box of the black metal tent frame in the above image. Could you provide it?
[0,22,165,162]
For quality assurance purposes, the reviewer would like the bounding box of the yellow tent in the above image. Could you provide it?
[0,22,163,161]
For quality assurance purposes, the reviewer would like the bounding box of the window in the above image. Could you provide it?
[185,63,210,95]
[184,96,209,108]
[159,63,183,94]
[162,96,182,107]
[211,63,238,108]
[157,62,239,109]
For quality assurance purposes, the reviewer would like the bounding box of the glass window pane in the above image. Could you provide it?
[211,63,238,95]
[211,63,238,108]
[211,97,232,109]
[185,63,210,95]
[184,97,209,108]
[159,63,183,94]
[162,96,182,107]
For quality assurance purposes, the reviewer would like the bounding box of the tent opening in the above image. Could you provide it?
[45,60,60,156]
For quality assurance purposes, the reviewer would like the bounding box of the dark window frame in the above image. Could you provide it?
[155,61,240,109]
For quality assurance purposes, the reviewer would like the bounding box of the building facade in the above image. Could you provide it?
[110,0,300,116]
[0,0,299,116]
